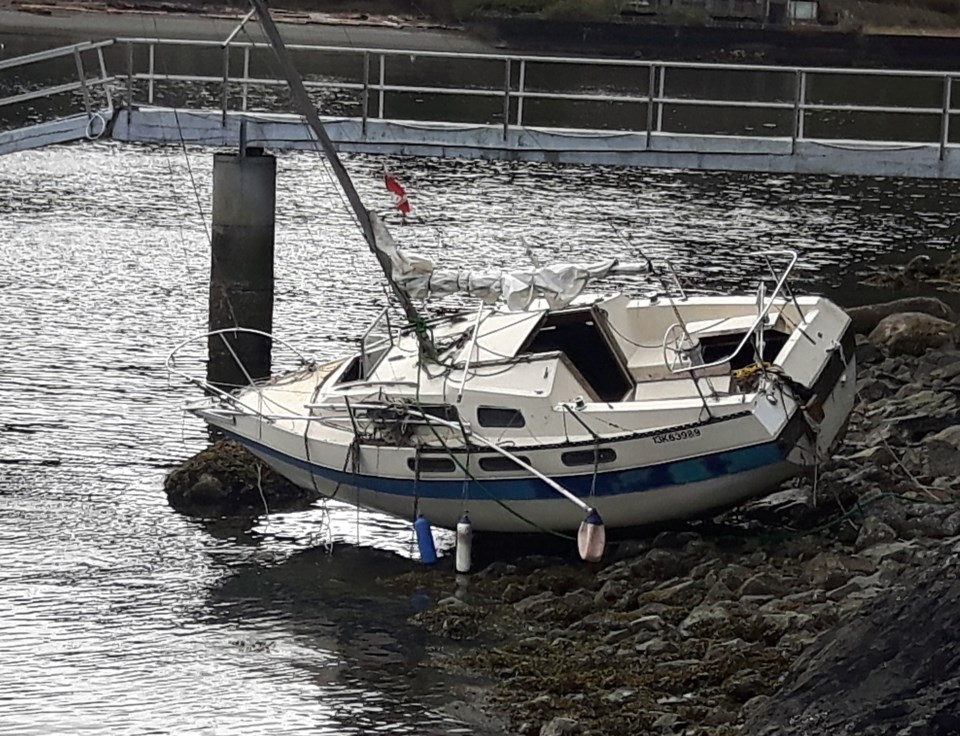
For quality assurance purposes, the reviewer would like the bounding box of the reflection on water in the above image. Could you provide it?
[2,38,960,732]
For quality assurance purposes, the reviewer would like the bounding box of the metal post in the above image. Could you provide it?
[502,58,511,140]
[242,46,251,112]
[208,149,277,390]
[148,43,155,104]
[797,70,807,141]
[96,46,112,112]
[656,64,666,133]
[941,75,952,162]
[361,51,370,136]
[220,44,230,126]
[378,53,385,118]
[791,69,801,154]
[125,41,133,126]
[646,64,656,149]
[516,59,527,126]
[73,47,92,117]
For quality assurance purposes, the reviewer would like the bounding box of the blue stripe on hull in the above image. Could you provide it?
[223,429,788,502]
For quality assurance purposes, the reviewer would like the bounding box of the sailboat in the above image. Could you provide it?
[168,1,856,550]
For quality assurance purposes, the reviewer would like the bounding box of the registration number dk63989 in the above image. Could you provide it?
[652,428,702,444]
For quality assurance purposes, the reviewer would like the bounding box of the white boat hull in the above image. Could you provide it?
[183,291,857,533]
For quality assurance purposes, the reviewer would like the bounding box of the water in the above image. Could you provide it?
[3,31,960,736]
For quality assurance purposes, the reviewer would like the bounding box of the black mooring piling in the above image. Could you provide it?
[207,146,276,391]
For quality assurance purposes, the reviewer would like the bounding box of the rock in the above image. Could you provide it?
[704,637,760,662]
[803,552,847,587]
[514,591,557,613]
[868,312,955,357]
[848,297,956,335]
[164,440,317,515]
[602,629,631,646]
[855,334,883,365]
[604,688,637,704]
[630,548,686,580]
[724,670,769,702]
[502,583,528,603]
[923,425,960,478]
[760,611,815,636]
[437,596,469,608]
[825,572,883,601]
[704,580,735,602]
[777,631,818,656]
[680,603,731,636]
[859,540,917,564]
[742,548,960,736]
[593,579,628,607]
[639,579,704,607]
[856,515,898,551]
[626,614,665,632]
[651,713,681,730]
[703,708,738,726]
[941,510,960,537]
[717,564,753,591]
[738,572,785,598]
[539,717,580,736]
[636,637,678,656]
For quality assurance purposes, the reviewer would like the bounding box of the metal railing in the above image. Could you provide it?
[112,36,958,155]
[0,40,114,118]
[0,35,957,157]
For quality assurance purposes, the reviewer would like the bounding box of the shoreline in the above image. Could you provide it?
[4,2,960,68]
[0,4,494,52]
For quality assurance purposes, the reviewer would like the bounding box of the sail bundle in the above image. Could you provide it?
[370,218,646,310]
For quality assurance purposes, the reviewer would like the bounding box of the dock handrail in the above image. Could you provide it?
[0,36,956,171]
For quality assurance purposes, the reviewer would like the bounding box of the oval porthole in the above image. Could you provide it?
[561,448,616,467]
[407,457,456,473]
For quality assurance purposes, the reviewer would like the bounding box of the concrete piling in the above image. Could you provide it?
[207,147,276,390]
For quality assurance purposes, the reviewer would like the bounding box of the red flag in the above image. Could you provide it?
[384,172,411,215]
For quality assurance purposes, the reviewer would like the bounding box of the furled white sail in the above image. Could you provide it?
[370,218,645,310]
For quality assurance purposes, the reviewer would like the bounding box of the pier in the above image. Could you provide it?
[0,36,958,178]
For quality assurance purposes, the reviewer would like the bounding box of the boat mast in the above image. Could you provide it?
[247,0,436,359]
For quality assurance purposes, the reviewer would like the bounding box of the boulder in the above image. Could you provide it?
[923,425,960,478]
[868,312,955,357]
[848,297,956,335]
[164,440,317,516]
[742,549,960,736]
[856,516,898,551]
[680,602,731,636]
[540,717,580,736]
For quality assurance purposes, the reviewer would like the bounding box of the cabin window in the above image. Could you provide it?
[561,448,616,467]
[478,455,531,472]
[407,456,456,473]
[418,405,460,423]
[477,407,525,428]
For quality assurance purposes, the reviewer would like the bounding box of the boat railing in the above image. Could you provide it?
[166,327,318,426]
[663,249,799,377]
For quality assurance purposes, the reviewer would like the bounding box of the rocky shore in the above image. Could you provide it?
[398,296,960,736]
